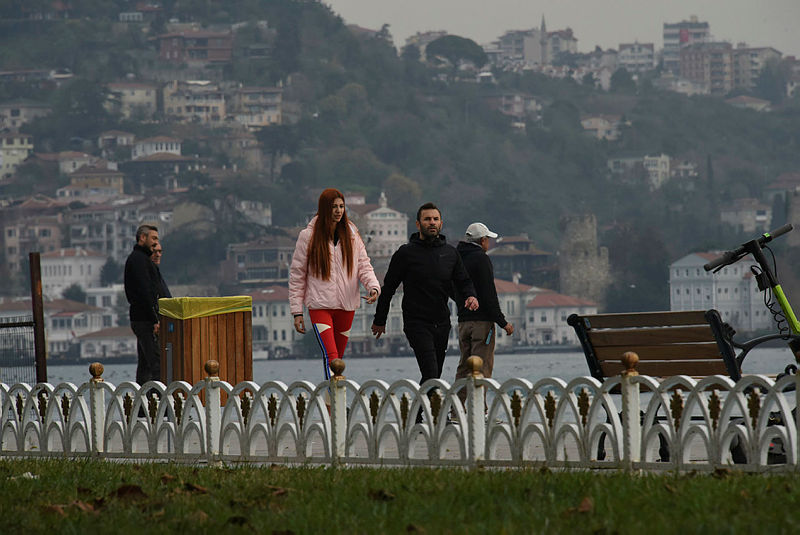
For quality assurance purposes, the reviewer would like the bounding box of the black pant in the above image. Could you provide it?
[404,318,451,384]
[132,321,160,384]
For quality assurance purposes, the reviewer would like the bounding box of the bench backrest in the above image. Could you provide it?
[567,309,740,381]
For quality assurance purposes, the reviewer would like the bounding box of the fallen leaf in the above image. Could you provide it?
[577,497,593,513]
[188,510,209,524]
[184,482,208,494]
[712,468,732,479]
[406,524,426,533]
[740,490,750,499]
[664,483,677,494]
[160,474,177,484]
[71,500,96,513]
[43,504,66,516]
[269,486,289,497]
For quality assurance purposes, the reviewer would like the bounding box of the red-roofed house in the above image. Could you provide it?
[525,291,597,345]
[78,326,137,361]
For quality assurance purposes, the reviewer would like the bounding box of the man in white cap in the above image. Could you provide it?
[453,222,514,404]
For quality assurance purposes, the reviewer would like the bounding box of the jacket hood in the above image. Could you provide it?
[410,232,447,247]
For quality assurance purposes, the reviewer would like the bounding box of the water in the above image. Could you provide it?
[41,347,798,387]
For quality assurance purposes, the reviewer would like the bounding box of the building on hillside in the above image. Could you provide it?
[106,82,158,119]
[493,279,536,351]
[41,248,106,298]
[663,16,711,74]
[680,41,734,95]
[65,162,125,194]
[248,286,297,359]
[643,153,671,189]
[617,42,655,73]
[483,92,542,120]
[347,192,409,260]
[228,86,282,129]
[580,114,621,140]
[97,130,135,158]
[524,291,597,345]
[3,215,63,273]
[558,214,611,307]
[488,235,557,289]
[765,172,800,205]
[404,31,448,61]
[131,136,182,160]
[0,298,106,357]
[220,234,297,286]
[719,198,772,234]
[0,132,34,179]
[156,31,233,64]
[732,45,782,91]
[78,326,137,361]
[163,80,226,124]
[53,151,95,175]
[85,283,124,328]
[0,99,51,129]
[669,252,772,332]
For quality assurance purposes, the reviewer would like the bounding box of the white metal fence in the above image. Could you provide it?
[2,356,798,471]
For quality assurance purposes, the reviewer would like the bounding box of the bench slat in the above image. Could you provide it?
[582,311,708,329]
[594,343,721,361]
[600,360,730,377]
[587,325,715,346]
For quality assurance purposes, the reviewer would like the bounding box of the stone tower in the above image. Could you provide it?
[558,213,611,307]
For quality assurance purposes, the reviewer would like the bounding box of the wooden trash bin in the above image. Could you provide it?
[158,296,253,387]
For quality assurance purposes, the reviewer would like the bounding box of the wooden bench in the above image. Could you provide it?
[567,309,741,383]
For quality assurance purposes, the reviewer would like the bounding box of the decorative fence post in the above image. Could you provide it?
[329,358,347,465]
[620,351,641,471]
[89,362,105,454]
[204,360,221,463]
[466,356,485,466]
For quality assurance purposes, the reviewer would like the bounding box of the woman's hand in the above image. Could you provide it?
[364,288,379,304]
[293,315,305,334]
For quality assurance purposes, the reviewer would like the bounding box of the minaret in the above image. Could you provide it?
[379,191,388,209]
[540,15,548,65]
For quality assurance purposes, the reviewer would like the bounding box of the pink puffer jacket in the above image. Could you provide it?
[289,217,380,315]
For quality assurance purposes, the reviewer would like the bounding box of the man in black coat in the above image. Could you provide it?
[453,222,514,395]
[371,202,479,385]
[150,243,172,299]
[124,224,161,385]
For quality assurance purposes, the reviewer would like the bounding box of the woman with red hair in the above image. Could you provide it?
[289,188,380,379]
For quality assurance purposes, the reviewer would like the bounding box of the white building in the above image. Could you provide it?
[131,136,182,160]
[669,252,772,332]
[360,192,409,258]
[41,248,106,299]
[643,154,671,189]
[85,283,125,328]
[106,82,158,119]
[524,291,597,345]
[249,286,300,359]
[78,326,137,360]
[618,42,655,73]
[719,198,772,234]
[663,16,710,74]
[0,132,33,179]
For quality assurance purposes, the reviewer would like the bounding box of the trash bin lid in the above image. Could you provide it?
[158,296,252,320]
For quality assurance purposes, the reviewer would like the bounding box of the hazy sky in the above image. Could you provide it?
[326,0,800,58]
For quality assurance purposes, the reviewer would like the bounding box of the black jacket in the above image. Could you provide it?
[454,241,507,328]
[373,232,476,325]
[124,244,160,323]
[155,265,172,299]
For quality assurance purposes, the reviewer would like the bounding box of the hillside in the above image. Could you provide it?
[2,0,800,310]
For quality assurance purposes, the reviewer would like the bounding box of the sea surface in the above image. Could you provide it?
[41,347,800,387]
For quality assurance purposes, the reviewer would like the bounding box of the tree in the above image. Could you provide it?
[383,173,422,216]
[100,257,123,286]
[256,125,300,182]
[610,68,636,93]
[62,283,87,304]
[426,35,488,75]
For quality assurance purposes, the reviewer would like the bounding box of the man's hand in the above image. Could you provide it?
[293,316,305,334]
[364,288,379,304]
[371,323,386,339]
[504,323,514,336]
[464,296,479,311]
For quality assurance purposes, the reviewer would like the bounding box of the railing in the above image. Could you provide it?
[1,353,799,472]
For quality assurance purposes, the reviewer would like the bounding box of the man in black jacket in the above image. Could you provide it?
[124,224,161,385]
[454,222,514,394]
[371,202,479,384]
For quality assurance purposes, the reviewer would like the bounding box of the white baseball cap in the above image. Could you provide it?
[465,222,498,240]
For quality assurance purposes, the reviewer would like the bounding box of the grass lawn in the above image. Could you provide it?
[1,459,798,534]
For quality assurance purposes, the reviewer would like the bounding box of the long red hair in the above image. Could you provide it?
[307,188,354,280]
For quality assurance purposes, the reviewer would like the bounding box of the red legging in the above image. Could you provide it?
[309,309,355,379]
